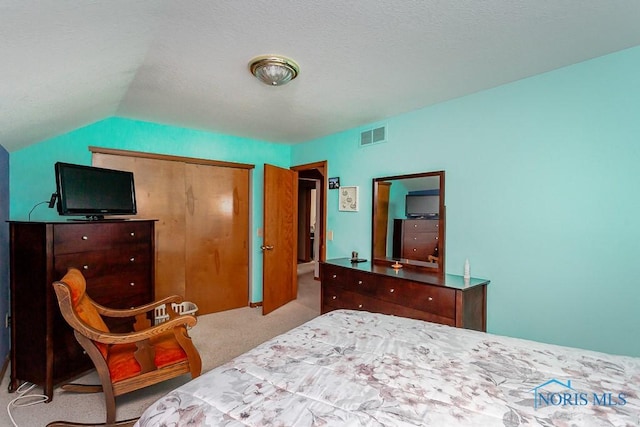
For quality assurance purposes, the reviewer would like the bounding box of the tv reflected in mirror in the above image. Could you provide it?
[55,162,137,220]
[405,194,439,218]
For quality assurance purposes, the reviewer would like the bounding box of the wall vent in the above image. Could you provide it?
[359,125,387,147]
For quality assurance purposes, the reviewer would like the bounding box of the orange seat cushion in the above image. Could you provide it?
[61,268,110,359]
[107,332,188,383]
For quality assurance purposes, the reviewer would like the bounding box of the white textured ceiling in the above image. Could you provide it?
[2,1,640,152]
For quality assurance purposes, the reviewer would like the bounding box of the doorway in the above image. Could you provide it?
[292,161,327,279]
[297,178,319,263]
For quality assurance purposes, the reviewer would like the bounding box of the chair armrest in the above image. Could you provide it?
[93,295,184,318]
[78,314,198,345]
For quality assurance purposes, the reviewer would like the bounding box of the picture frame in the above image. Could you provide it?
[328,177,340,189]
[339,186,359,211]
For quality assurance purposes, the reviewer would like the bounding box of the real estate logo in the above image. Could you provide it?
[530,379,627,410]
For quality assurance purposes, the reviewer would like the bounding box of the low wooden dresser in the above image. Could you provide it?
[320,258,489,331]
[9,219,156,400]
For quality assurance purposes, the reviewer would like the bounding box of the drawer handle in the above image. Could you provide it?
[358,304,363,308]
[82,236,88,240]
[428,297,433,301]
[413,224,418,228]
[130,232,135,237]
[413,248,417,252]
[83,265,89,270]
[130,257,135,262]
[332,296,337,300]
[435,236,439,240]
[358,280,363,285]
[130,282,135,287]
[332,274,337,279]
[389,288,394,293]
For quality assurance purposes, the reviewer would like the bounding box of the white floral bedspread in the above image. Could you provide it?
[136,310,640,426]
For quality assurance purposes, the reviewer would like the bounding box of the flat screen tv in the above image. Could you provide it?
[55,162,137,220]
[405,194,439,218]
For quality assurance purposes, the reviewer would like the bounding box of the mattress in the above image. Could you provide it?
[136,309,640,426]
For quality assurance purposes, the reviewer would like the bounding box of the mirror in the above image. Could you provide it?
[372,171,445,275]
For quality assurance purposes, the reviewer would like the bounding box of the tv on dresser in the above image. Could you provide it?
[54,162,137,220]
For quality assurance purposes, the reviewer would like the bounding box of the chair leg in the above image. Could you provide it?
[73,333,119,425]
[57,382,119,426]
[104,385,117,426]
[57,382,119,427]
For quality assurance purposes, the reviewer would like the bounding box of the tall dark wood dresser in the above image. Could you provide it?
[9,219,155,400]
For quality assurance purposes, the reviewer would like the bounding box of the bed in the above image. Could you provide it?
[135,309,640,426]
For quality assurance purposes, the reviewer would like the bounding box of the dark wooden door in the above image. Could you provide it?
[262,164,298,314]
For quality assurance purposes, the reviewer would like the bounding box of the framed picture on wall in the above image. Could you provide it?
[339,186,359,212]
[328,177,340,189]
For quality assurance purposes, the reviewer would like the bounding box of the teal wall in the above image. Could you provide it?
[9,45,640,357]
[9,118,291,302]
[292,45,640,357]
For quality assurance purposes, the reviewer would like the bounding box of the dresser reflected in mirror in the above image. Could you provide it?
[372,171,445,275]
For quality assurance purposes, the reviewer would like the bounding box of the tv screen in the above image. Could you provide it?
[405,194,439,218]
[55,162,137,219]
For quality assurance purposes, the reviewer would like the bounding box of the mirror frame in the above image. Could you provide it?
[371,170,445,276]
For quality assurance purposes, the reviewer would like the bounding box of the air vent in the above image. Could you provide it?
[359,125,387,147]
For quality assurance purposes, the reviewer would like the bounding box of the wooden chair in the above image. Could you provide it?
[49,268,202,426]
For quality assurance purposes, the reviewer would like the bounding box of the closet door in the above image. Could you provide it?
[184,164,249,313]
[92,150,250,314]
[93,154,187,298]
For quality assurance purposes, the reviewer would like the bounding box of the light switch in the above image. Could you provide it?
[327,230,333,241]
[257,227,263,237]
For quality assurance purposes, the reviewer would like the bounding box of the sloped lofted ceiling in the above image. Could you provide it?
[2,1,640,152]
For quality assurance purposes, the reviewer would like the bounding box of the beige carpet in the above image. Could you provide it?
[1,264,320,426]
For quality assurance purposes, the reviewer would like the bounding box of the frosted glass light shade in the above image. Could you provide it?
[249,56,299,86]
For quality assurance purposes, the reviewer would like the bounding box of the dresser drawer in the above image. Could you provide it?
[325,269,382,295]
[402,235,438,259]
[323,284,367,311]
[375,281,455,319]
[321,263,360,287]
[323,284,397,314]
[86,270,152,308]
[54,222,152,254]
[320,263,344,281]
[403,232,437,245]
[404,219,439,232]
[54,244,151,279]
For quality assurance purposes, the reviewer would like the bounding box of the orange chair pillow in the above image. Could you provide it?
[107,333,188,383]
[60,268,110,358]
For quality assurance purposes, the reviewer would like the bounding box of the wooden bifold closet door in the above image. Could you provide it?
[92,149,251,315]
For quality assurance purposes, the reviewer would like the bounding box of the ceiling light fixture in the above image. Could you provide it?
[249,55,299,86]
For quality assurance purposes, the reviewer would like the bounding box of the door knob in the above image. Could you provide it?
[261,245,274,251]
